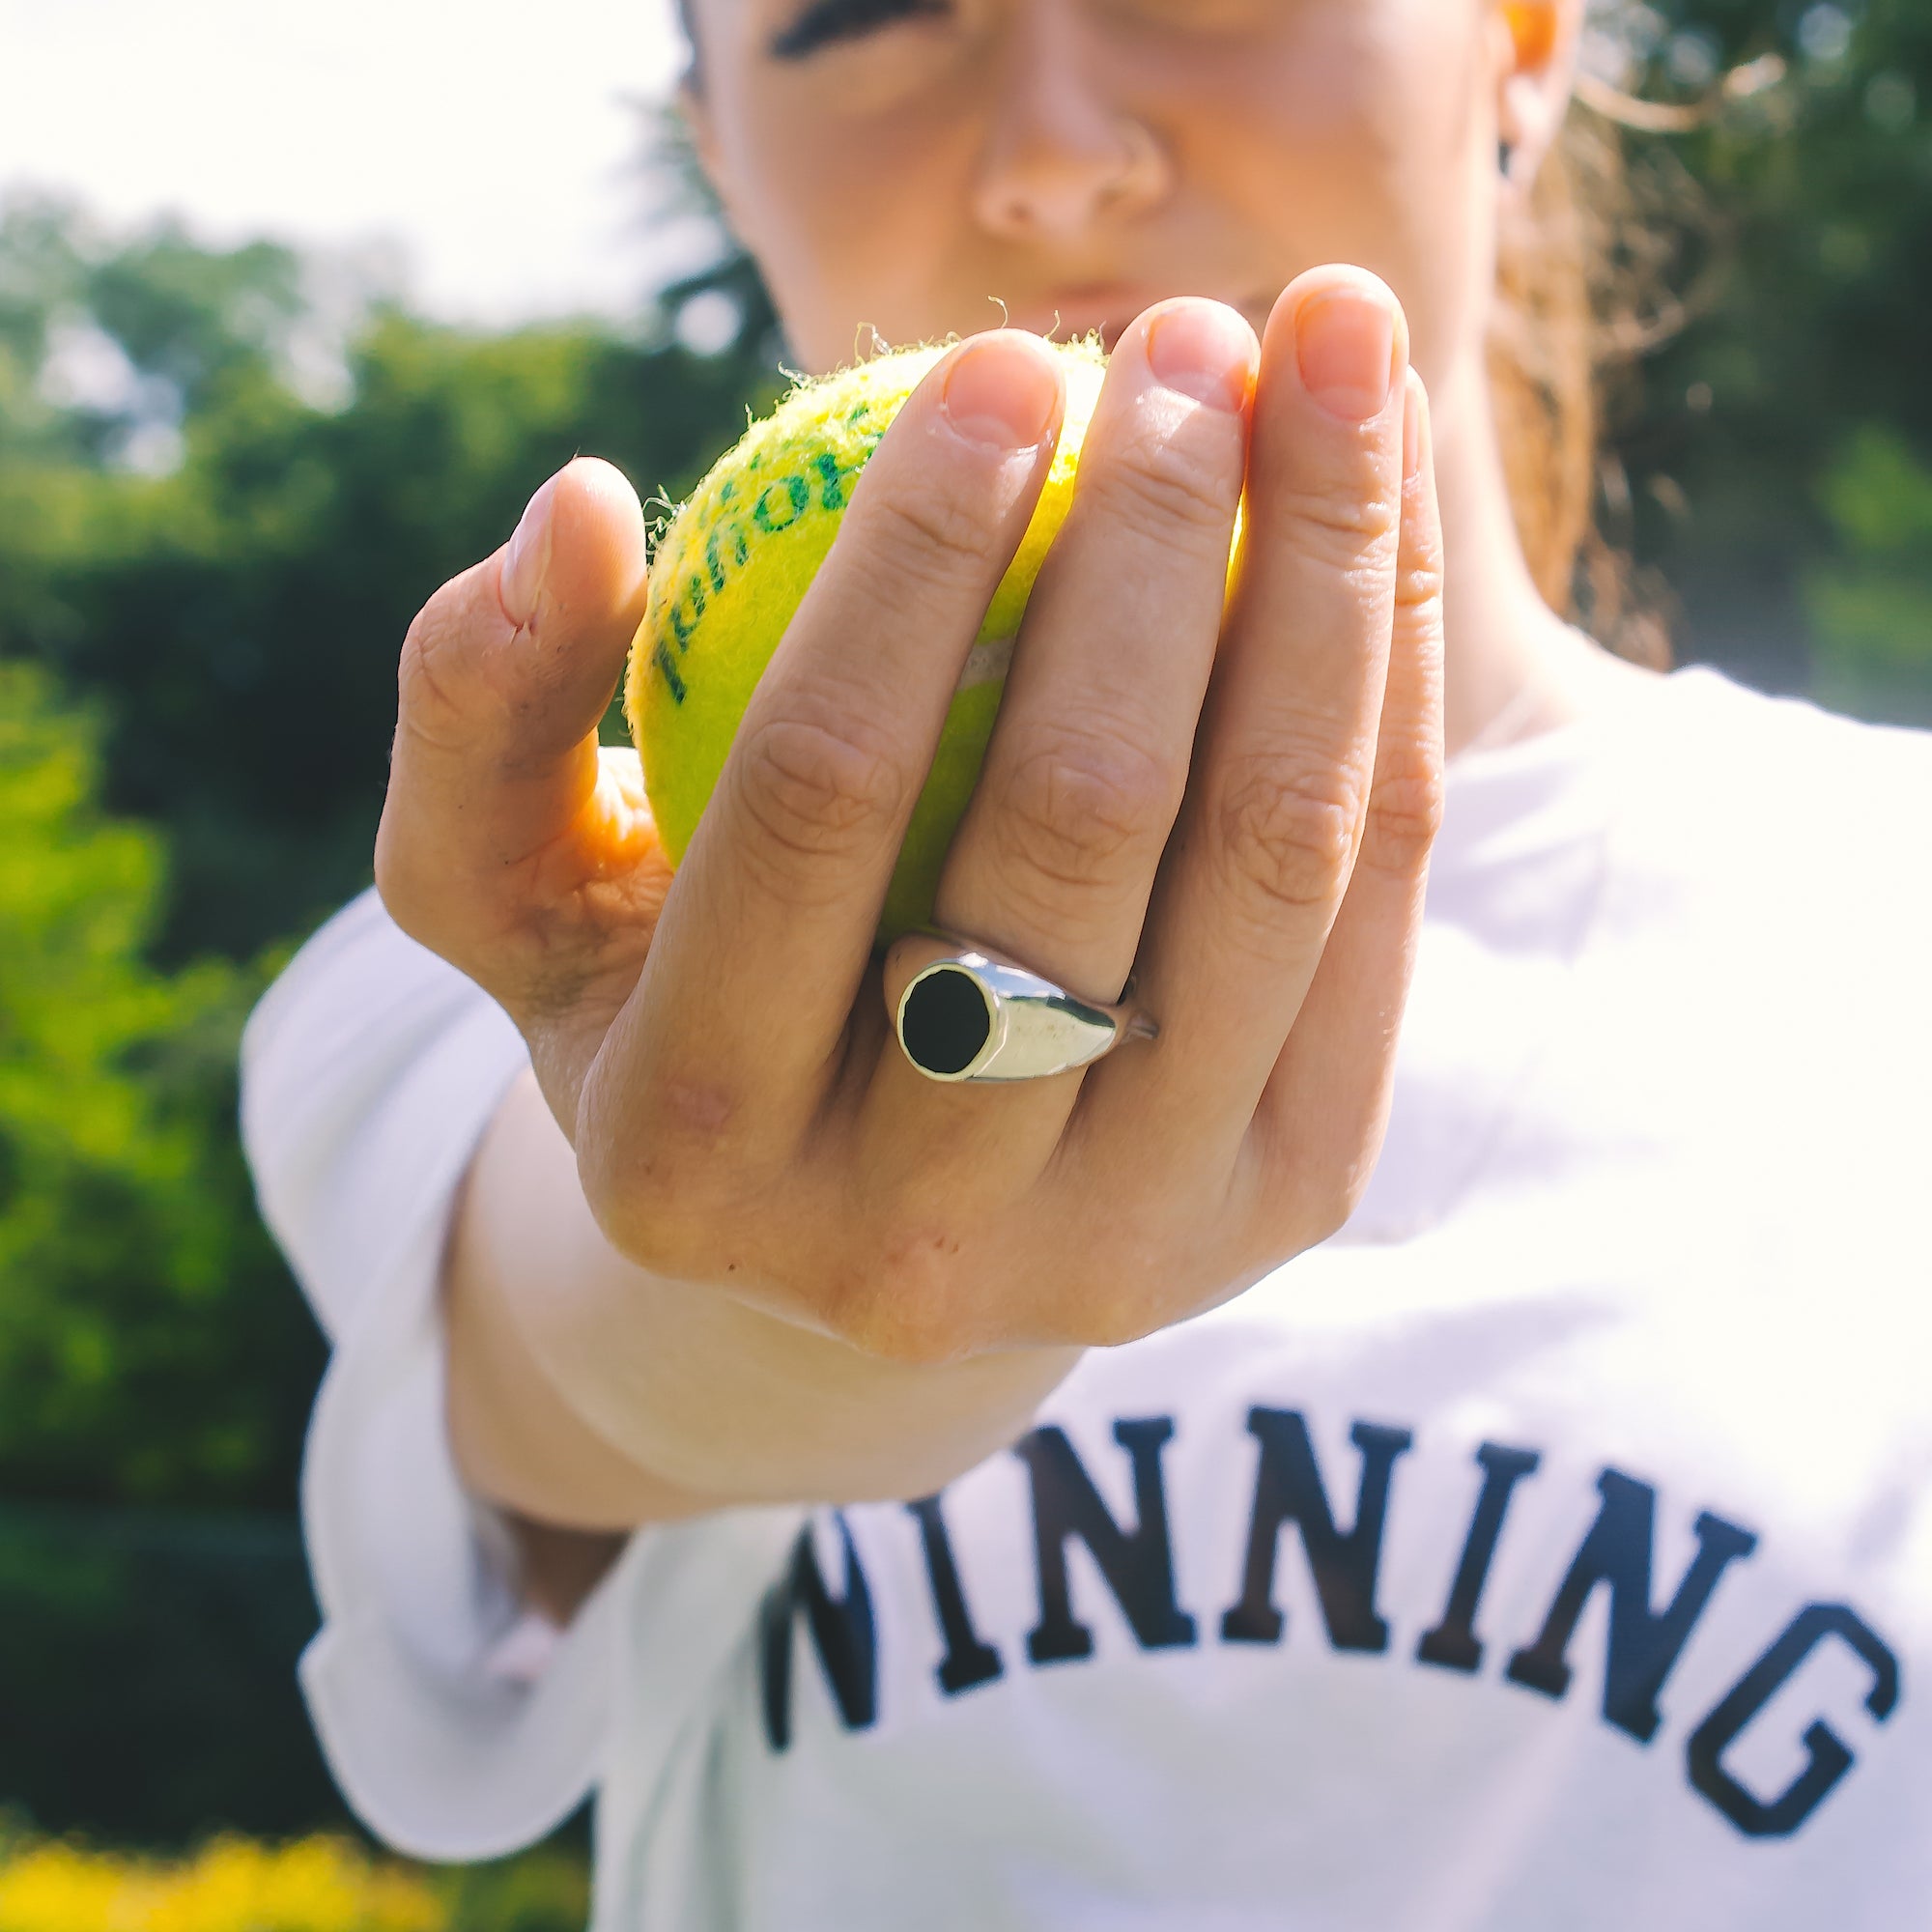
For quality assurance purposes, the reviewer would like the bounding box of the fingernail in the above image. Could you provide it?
[1147,302,1255,413]
[1295,290,1398,423]
[943,338,1062,451]
[501,475,557,627]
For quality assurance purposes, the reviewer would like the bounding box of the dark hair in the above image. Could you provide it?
[1488,78,1738,672]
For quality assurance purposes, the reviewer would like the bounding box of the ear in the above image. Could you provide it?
[1493,0,1585,188]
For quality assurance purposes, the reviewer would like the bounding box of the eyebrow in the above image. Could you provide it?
[768,0,948,61]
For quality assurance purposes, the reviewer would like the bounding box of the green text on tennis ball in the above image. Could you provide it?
[625,337,1109,941]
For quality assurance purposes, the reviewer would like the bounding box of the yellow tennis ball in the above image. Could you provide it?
[625,336,1110,940]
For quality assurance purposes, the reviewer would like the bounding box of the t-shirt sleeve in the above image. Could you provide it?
[240,888,635,1861]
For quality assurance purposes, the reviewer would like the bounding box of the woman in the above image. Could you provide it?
[241,0,1932,1924]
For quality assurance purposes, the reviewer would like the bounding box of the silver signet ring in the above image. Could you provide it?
[892,933,1158,1084]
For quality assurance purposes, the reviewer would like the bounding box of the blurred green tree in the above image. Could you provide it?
[1804,425,1932,726]
[1598,0,1932,696]
[1,189,779,967]
[0,661,319,1504]
[0,169,777,1520]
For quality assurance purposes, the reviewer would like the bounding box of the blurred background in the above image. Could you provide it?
[0,0,1927,1924]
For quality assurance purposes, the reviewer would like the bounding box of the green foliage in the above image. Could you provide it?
[0,204,87,463]
[0,664,320,1504]
[0,166,778,1521]
[86,228,304,418]
[1,195,781,965]
[1804,424,1932,723]
[433,1845,592,1932]
[0,1504,334,1840]
[1596,0,1932,701]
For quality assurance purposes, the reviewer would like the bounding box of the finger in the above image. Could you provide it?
[1074,267,1409,1184]
[585,334,1065,1200]
[935,298,1255,992]
[858,298,1256,1183]
[1251,368,1446,1230]
[377,457,654,961]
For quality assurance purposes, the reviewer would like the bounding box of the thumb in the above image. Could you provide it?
[496,456,654,764]
[413,455,649,775]
[378,456,654,958]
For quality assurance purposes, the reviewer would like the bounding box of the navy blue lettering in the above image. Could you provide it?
[1506,1470,1758,1743]
[1687,1603,1901,1838]
[1221,1410,1413,1654]
[1417,1442,1543,1674]
[1017,1418,1197,1664]
[908,1492,1003,1696]
[760,1512,877,1751]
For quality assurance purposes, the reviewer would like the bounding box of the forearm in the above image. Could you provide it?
[444,1070,1082,1536]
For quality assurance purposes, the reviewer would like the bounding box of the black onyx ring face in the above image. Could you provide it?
[898,965,995,1078]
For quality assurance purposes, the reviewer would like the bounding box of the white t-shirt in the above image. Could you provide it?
[242,664,1932,1930]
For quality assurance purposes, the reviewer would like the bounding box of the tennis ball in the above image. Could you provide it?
[625,336,1110,940]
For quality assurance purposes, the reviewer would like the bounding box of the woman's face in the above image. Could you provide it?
[682,0,1571,387]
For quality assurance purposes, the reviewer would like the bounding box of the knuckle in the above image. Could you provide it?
[395,606,478,753]
[581,1088,756,1276]
[1395,536,1447,615]
[826,1232,979,1368]
[591,1179,696,1279]
[1271,481,1402,574]
[840,1296,975,1369]
[1308,1165,1368,1246]
[1214,751,1363,919]
[1253,1177,1345,1265]
[370,814,428,929]
[728,709,912,892]
[1066,1275,1182,1352]
[1360,745,1446,879]
[1334,1156,1378,1230]
[1298,1158,1377,1252]
[1014,1216,1154,1350]
[1263,1194,1353,1264]
[991,727,1179,899]
[861,478,1003,601]
[1260,1107,1389,1254]
[1087,429,1243,548]
[1077,1293,1164,1351]
[393,573,507,754]
[578,1142,673,1265]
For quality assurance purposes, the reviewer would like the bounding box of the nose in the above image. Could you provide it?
[969,8,1171,243]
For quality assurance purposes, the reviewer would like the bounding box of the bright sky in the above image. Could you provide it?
[0,0,697,325]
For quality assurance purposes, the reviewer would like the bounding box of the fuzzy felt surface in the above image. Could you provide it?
[626,335,1109,938]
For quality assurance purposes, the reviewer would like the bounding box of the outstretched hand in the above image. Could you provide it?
[378,265,1445,1371]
